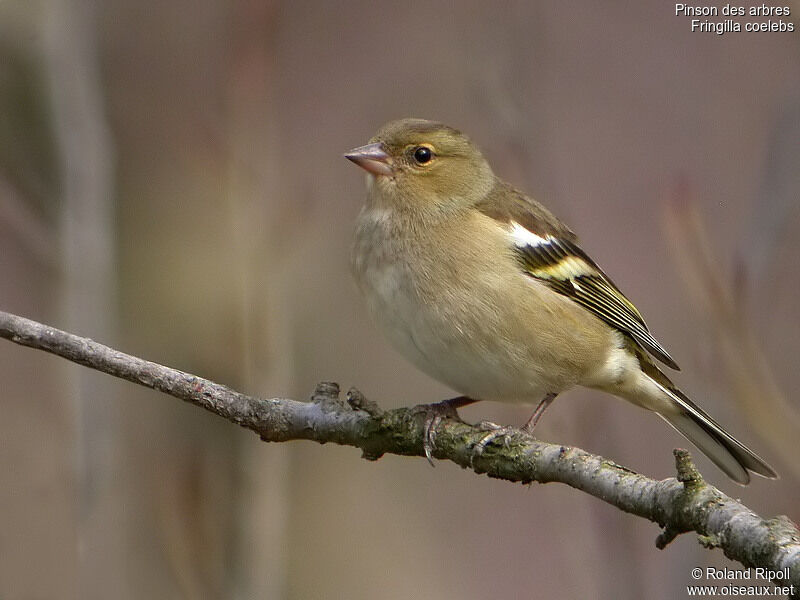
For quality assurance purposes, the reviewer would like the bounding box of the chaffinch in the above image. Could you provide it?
[346,118,776,484]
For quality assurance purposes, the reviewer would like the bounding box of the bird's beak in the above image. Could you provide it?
[344,142,394,177]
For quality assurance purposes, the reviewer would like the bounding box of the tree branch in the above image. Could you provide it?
[1,309,798,592]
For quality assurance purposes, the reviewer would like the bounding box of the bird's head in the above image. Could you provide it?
[345,118,495,215]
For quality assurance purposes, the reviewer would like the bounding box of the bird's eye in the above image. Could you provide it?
[412,146,433,165]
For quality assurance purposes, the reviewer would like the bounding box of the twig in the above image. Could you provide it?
[0,309,798,593]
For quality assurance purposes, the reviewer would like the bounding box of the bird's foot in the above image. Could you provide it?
[470,421,522,465]
[469,393,559,465]
[412,396,477,466]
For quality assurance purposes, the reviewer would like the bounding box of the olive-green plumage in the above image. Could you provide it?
[345,118,776,484]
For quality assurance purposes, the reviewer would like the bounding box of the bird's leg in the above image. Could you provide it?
[413,396,478,465]
[521,392,558,434]
[471,393,559,463]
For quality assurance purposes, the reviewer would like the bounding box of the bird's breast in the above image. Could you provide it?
[351,207,569,401]
[352,208,424,356]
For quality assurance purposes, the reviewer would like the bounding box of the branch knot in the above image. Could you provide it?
[673,448,704,488]
[346,386,384,418]
[311,382,348,412]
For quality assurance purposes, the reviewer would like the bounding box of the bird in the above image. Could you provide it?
[344,118,777,484]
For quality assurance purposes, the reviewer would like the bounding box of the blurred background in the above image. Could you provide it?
[1,1,799,598]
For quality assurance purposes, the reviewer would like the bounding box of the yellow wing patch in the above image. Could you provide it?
[507,222,679,370]
[531,255,596,282]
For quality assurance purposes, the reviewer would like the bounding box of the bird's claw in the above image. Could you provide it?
[470,421,520,466]
[411,399,468,466]
[423,413,443,465]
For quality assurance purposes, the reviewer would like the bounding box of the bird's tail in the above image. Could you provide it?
[656,386,777,484]
[636,353,777,484]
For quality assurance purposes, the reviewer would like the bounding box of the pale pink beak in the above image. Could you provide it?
[344,142,394,176]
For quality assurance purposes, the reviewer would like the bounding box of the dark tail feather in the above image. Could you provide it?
[657,387,777,485]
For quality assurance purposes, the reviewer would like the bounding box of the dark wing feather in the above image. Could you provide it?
[515,235,680,370]
[475,180,679,370]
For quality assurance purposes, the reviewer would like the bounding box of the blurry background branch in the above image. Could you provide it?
[42,0,121,595]
[1,308,798,593]
[0,174,56,267]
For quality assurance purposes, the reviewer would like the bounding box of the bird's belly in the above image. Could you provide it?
[356,257,567,403]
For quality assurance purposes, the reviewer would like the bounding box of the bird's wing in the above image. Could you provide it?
[476,184,679,370]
